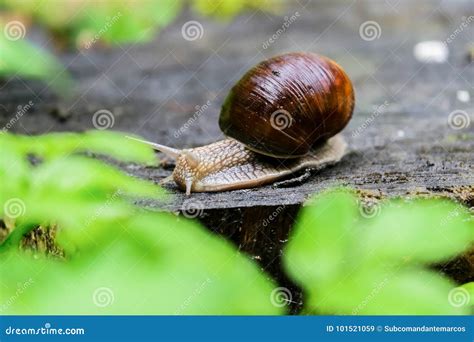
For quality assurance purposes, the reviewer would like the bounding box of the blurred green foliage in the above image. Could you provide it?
[0,133,473,315]
[457,282,474,311]
[2,0,183,45]
[1,213,280,314]
[192,0,280,19]
[284,190,474,315]
[0,0,276,91]
[0,131,160,248]
[0,131,281,314]
[0,32,72,93]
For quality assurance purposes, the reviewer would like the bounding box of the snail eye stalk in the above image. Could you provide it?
[125,136,181,159]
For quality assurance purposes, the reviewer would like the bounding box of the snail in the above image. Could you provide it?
[129,52,354,195]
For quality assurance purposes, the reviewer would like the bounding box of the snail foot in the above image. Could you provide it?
[272,169,313,189]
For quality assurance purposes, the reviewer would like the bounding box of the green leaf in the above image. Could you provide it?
[0,30,72,94]
[453,282,474,309]
[95,1,184,44]
[0,132,163,254]
[78,131,158,164]
[284,189,358,288]
[3,0,184,48]
[23,156,162,230]
[0,213,282,315]
[6,131,158,164]
[284,191,473,315]
[312,267,466,315]
[191,0,281,19]
[0,139,30,206]
[30,156,160,198]
[150,0,184,27]
[192,0,245,18]
[0,131,283,315]
[361,199,473,264]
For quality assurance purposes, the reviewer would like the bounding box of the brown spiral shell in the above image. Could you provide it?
[219,52,354,158]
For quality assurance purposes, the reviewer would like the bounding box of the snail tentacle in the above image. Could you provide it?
[126,136,181,159]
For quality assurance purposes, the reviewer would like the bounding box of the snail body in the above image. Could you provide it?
[130,52,354,195]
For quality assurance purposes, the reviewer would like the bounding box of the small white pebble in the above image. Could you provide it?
[397,130,405,138]
[413,41,449,63]
[456,90,470,103]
